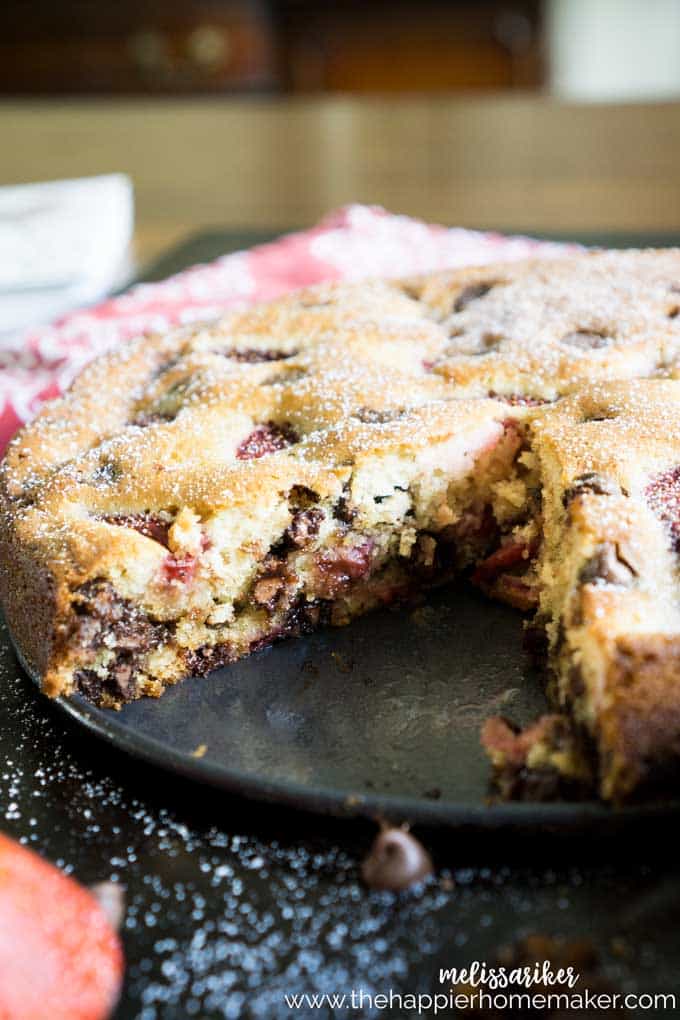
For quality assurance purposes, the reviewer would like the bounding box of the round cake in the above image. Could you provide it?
[4,249,680,803]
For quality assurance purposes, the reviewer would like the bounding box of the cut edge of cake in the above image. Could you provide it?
[0,395,539,708]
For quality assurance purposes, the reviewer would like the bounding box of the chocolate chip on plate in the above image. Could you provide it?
[361,825,433,892]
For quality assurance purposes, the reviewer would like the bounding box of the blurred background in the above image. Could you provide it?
[2,0,680,270]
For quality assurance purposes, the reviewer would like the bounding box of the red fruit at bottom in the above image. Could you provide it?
[0,832,123,1020]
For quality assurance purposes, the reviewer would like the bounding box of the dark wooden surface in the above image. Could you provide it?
[1,230,679,1019]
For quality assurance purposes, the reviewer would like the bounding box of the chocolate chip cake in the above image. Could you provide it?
[3,249,680,803]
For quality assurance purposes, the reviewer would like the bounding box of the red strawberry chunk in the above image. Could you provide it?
[162,554,197,585]
[492,574,538,612]
[472,539,536,584]
[103,513,171,549]
[236,422,298,460]
[0,832,123,1020]
[472,538,540,611]
[481,714,565,767]
[646,466,680,551]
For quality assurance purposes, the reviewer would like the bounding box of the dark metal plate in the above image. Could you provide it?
[11,581,679,829]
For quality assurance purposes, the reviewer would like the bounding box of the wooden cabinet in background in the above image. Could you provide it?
[0,1,543,96]
[279,1,542,94]
[0,0,278,94]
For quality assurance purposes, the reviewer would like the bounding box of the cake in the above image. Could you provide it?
[3,249,680,803]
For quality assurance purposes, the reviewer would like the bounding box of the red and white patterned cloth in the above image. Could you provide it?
[0,205,571,455]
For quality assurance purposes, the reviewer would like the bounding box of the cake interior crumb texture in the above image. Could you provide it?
[4,249,680,804]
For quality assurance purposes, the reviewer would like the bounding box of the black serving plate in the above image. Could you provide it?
[13,583,543,825]
[11,579,680,831]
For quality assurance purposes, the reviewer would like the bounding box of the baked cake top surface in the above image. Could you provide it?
[5,250,680,590]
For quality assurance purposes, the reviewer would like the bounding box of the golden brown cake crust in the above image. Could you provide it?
[521,380,680,800]
[4,250,680,802]
[602,635,680,799]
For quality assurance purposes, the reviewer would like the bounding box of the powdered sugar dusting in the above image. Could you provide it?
[0,207,573,454]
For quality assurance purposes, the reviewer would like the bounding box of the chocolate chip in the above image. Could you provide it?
[480,331,503,351]
[252,556,298,613]
[260,368,308,387]
[284,597,332,635]
[333,491,357,525]
[361,826,433,892]
[482,715,594,802]
[314,540,374,598]
[109,658,135,698]
[91,460,122,486]
[148,377,191,421]
[563,472,622,507]
[286,507,324,548]
[70,581,167,704]
[185,643,235,676]
[289,485,319,510]
[453,281,495,313]
[75,669,104,702]
[355,407,402,424]
[132,412,171,428]
[223,347,297,363]
[579,544,635,587]
[582,413,616,423]
[561,329,612,349]
[76,656,137,703]
[423,787,442,800]
[447,330,504,357]
[272,493,324,556]
[74,582,164,645]
[488,391,547,407]
[567,662,586,700]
